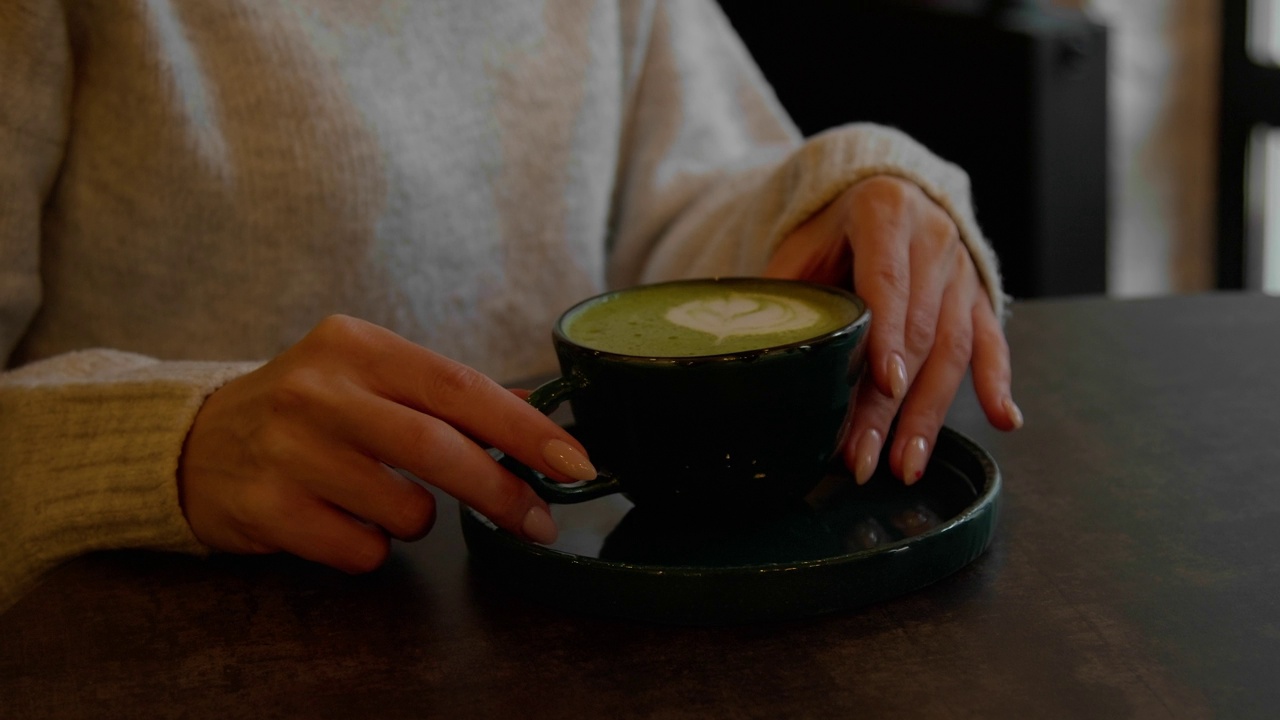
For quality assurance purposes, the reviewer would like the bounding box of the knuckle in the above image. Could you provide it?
[852,175,908,206]
[305,315,380,363]
[867,264,909,297]
[269,366,327,414]
[423,357,490,403]
[850,183,909,231]
[235,481,295,538]
[926,209,960,247]
[311,314,364,344]
[902,309,937,353]
[249,421,301,468]
[935,325,974,366]
[402,417,455,471]
[974,315,1010,357]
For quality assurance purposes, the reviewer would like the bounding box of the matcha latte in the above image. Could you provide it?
[561,279,861,357]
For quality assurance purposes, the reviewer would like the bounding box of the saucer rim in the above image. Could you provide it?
[462,425,1001,623]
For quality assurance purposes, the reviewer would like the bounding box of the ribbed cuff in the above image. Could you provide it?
[1,350,261,612]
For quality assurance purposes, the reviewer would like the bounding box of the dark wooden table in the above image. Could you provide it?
[3,294,1279,719]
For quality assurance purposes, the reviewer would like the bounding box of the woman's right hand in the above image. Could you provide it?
[178,315,595,573]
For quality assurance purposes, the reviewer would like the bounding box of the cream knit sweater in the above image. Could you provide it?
[0,0,1003,612]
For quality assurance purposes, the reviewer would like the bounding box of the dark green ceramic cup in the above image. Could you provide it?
[506,277,871,516]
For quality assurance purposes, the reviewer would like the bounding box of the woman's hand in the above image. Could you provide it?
[178,315,595,573]
[765,175,1022,485]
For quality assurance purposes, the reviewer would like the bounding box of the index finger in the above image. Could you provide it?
[396,353,596,484]
[319,316,597,484]
[847,191,912,401]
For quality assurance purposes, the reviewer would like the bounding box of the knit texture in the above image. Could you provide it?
[0,352,259,610]
[0,0,1002,612]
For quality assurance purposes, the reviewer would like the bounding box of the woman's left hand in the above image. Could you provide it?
[765,175,1022,485]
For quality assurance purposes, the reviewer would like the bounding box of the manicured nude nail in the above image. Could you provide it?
[1004,396,1025,430]
[854,429,883,485]
[902,435,929,486]
[887,353,909,400]
[542,439,597,481]
[522,505,559,545]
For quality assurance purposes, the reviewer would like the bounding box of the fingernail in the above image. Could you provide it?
[854,429,883,485]
[1004,396,1025,430]
[522,505,558,545]
[887,353,909,400]
[542,439,597,481]
[902,436,929,486]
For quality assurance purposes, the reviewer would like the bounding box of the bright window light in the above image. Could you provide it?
[1249,125,1280,293]
[1249,0,1280,67]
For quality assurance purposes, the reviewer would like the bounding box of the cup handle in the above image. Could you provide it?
[497,375,624,504]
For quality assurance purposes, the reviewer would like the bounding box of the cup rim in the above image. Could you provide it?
[552,277,871,362]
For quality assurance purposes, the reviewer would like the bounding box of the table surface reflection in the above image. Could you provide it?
[3,293,1279,719]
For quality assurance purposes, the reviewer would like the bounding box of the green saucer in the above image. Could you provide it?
[462,426,1000,625]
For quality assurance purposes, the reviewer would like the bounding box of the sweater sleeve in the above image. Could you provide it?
[0,3,257,612]
[607,0,1006,318]
[0,354,261,612]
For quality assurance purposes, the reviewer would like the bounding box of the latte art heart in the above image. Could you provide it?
[664,293,820,342]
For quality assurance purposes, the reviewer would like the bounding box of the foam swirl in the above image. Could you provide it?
[664,292,819,342]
